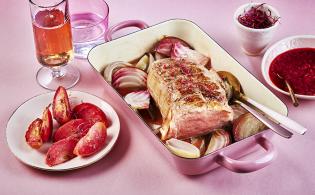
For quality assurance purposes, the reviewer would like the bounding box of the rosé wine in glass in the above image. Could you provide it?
[29,0,80,90]
[33,9,73,67]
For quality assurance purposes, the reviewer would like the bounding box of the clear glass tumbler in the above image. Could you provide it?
[69,0,109,59]
[29,0,80,90]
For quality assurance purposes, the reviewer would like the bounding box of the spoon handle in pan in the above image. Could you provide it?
[243,97,307,135]
[234,100,293,139]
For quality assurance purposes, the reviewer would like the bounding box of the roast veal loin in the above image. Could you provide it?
[147,58,233,140]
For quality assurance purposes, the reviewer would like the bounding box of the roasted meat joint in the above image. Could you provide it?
[147,58,233,140]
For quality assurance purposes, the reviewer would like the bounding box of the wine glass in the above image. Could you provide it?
[29,0,80,90]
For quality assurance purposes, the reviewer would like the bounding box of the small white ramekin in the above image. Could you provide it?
[234,3,280,56]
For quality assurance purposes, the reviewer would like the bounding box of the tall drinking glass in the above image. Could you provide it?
[29,0,80,90]
[69,0,109,59]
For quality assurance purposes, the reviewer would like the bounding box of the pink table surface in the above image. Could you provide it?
[1,0,315,194]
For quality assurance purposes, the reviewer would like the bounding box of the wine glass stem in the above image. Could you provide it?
[51,67,64,78]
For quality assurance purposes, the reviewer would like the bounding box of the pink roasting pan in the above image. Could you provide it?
[88,19,288,175]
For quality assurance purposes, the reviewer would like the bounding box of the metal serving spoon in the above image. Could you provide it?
[218,71,307,137]
[276,73,299,107]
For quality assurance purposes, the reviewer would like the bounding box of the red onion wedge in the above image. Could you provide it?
[124,90,150,110]
[113,75,146,88]
[171,43,211,67]
[205,129,231,155]
[112,67,147,82]
[231,104,248,122]
[190,136,206,156]
[112,67,148,96]
[233,113,266,141]
[154,52,166,61]
[153,36,191,57]
[113,80,147,96]
[103,61,132,83]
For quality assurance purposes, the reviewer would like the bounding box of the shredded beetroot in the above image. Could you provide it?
[238,3,279,29]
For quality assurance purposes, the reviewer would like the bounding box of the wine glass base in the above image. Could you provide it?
[36,65,80,90]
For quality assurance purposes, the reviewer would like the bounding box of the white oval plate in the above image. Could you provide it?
[6,91,120,171]
[261,35,315,100]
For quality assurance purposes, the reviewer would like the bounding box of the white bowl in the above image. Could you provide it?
[234,3,280,55]
[261,35,315,100]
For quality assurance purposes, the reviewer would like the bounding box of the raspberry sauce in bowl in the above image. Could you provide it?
[269,48,315,96]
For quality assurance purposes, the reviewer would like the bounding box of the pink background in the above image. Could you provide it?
[1,0,315,194]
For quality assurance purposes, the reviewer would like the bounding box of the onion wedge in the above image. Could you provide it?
[112,67,148,95]
[153,36,191,57]
[166,138,200,158]
[190,136,206,156]
[205,129,231,155]
[233,113,266,141]
[124,90,150,110]
[112,67,147,82]
[136,54,149,71]
[171,43,211,67]
[231,104,248,122]
[103,61,132,83]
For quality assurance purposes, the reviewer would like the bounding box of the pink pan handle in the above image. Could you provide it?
[216,136,277,173]
[105,20,149,42]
